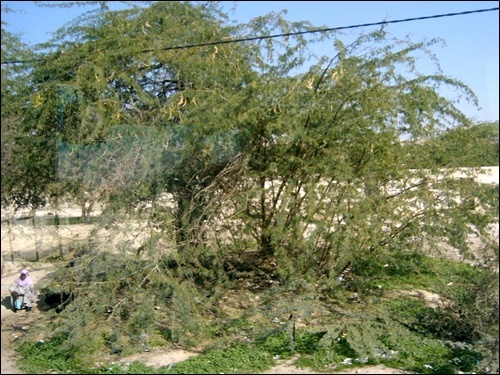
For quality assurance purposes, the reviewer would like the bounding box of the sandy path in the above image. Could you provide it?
[2,264,32,374]
[1,310,26,375]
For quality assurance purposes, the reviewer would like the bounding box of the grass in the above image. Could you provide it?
[14,252,494,375]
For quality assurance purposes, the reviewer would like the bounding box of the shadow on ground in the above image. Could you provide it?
[1,295,13,311]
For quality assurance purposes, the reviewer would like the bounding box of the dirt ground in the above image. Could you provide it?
[1,260,412,374]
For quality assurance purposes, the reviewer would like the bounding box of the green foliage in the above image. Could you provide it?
[158,345,273,374]
[439,265,499,373]
[16,332,98,374]
[16,250,496,374]
[3,1,498,374]
[99,361,158,374]
[255,326,328,358]
[255,331,292,357]
[36,249,228,353]
[290,309,483,374]
[1,20,54,209]
[407,121,499,168]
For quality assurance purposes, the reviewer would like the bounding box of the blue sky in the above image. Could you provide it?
[2,1,498,122]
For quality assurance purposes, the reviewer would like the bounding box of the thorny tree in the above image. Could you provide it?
[1,1,498,372]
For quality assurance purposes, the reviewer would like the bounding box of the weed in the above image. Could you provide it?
[157,344,273,374]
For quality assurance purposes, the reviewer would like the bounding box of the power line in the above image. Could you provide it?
[1,6,498,65]
[144,7,499,53]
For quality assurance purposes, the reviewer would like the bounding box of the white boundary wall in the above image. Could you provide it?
[445,166,498,185]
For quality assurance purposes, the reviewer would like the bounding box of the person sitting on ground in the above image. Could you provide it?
[9,269,36,311]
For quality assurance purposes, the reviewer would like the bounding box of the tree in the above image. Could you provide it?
[16,1,250,226]
[406,120,499,168]
[1,4,51,212]
[5,1,497,370]
[231,30,494,283]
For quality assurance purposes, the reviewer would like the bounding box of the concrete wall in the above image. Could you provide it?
[446,166,499,185]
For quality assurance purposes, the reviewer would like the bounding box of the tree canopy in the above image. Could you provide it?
[1,2,498,373]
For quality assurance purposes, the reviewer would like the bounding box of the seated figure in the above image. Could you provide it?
[9,269,36,311]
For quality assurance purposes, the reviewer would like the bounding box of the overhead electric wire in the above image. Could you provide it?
[1,6,498,65]
[144,7,499,53]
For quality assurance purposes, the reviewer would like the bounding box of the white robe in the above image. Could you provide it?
[9,280,36,308]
